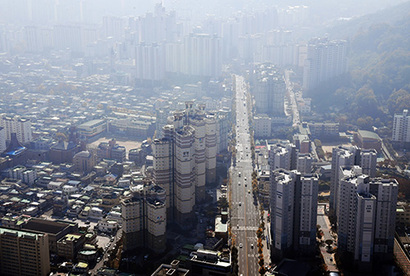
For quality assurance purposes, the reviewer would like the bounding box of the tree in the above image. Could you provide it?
[256,228,263,238]
[217,197,229,210]
[259,257,264,267]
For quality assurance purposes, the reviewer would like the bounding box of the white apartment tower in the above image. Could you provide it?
[0,127,5,153]
[392,109,410,143]
[296,153,313,175]
[331,146,377,213]
[121,184,166,254]
[337,174,397,266]
[0,115,33,145]
[182,33,222,78]
[152,103,218,228]
[251,64,286,116]
[268,142,297,171]
[303,38,348,91]
[270,170,318,259]
[135,42,165,82]
[205,113,217,184]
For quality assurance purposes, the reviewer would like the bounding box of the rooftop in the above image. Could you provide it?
[22,218,72,234]
[357,129,381,141]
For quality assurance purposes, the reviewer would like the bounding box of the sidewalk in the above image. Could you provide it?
[317,204,339,272]
[262,211,271,269]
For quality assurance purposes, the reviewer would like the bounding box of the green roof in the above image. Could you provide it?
[358,130,381,140]
[0,227,41,240]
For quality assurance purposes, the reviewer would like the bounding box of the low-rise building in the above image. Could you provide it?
[189,249,231,276]
[57,233,86,260]
[97,218,118,234]
[354,130,382,152]
[151,260,190,276]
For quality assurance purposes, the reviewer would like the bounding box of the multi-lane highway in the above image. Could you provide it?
[230,75,261,275]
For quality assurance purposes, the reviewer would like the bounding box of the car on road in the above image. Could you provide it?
[248,190,250,194]
[239,243,243,248]
[239,202,242,206]
[251,244,254,249]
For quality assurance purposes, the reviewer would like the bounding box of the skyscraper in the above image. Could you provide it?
[392,109,410,144]
[182,33,222,78]
[251,63,286,116]
[337,174,397,266]
[0,115,33,145]
[270,170,318,259]
[121,184,166,254]
[152,102,218,228]
[330,146,377,214]
[268,142,297,171]
[0,227,50,276]
[303,38,348,91]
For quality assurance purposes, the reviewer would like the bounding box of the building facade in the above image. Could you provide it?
[330,146,377,213]
[270,170,318,259]
[303,38,348,91]
[152,102,218,228]
[392,109,410,145]
[0,227,50,276]
[0,115,33,145]
[121,184,166,254]
[337,174,398,267]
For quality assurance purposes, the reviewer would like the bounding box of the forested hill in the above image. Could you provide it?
[310,1,410,128]
[325,1,410,41]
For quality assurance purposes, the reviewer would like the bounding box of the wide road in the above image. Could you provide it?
[230,75,260,276]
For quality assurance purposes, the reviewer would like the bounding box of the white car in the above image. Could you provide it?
[239,243,243,248]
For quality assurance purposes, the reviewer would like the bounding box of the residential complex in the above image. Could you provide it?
[392,109,410,144]
[0,227,50,276]
[270,170,319,258]
[337,173,398,266]
[251,63,286,117]
[152,102,218,228]
[121,184,167,254]
[0,115,33,145]
[330,146,377,212]
[303,38,348,91]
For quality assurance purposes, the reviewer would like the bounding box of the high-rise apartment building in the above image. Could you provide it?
[121,184,166,254]
[0,227,50,276]
[296,153,313,175]
[251,64,286,116]
[337,174,397,266]
[303,38,348,91]
[152,102,217,228]
[135,42,165,83]
[392,109,410,144]
[0,115,33,145]
[0,127,5,153]
[182,33,222,78]
[330,146,377,213]
[268,142,297,171]
[270,170,318,259]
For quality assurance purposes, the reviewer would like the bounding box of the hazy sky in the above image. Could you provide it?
[0,0,406,26]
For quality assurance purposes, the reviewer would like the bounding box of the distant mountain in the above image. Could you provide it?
[309,1,410,128]
[324,1,410,40]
